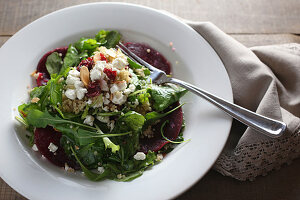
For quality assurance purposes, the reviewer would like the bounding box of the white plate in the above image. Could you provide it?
[0,3,232,200]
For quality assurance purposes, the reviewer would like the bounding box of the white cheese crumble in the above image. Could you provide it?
[83,115,94,126]
[156,153,164,161]
[133,152,146,160]
[112,57,128,70]
[112,91,127,105]
[65,89,76,100]
[48,142,58,153]
[65,68,87,100]
[32,144,38,151]
[97,167,105,174]
[97,115,110,123]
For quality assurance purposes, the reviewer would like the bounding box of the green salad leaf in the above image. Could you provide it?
[46,52,63,75]
[60,44,81,75]
[104,30,121,48]
[148,84,187,111]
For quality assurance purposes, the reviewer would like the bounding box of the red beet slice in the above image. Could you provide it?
[124,42,171,75]
[36,47,68,86]
[139,102,183,153]
[34,126,79,169]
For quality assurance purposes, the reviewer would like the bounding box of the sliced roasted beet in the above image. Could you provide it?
[139,102,183,153]
[34,126,79,169]
[86,81,101,97]
[124,42,171,75]
[36,47,68,86]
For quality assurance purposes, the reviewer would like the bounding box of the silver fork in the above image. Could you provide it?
[117,42,287,138]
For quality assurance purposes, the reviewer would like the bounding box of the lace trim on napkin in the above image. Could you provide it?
[214,125,300,181]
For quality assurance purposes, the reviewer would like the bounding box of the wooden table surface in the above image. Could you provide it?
[0,0,299,199]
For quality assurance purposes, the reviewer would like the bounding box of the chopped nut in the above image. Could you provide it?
[31,97,40,103]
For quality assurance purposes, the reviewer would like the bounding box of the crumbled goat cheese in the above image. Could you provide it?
[96,115,110,123]
[117,174,126,179]
[76,87,88,100]
[65,89,76,100]
[32,144,38,151]
[90,68,102,82]
[133,152,146,160]
[74,80,84,89]
[48,142,58,153]
[86,99,93,105]
[83,115,94,126]
[66,75,80,85]
[156,154,164,161]
[112,57,128,70]
[100,79,109,91]
[103,96,110,105]
[106,48,117,58]
[124,84,136,95]
[97,167,105,174]
[68,69,80,77]
[112,91,127,105]
[65,69,87,100]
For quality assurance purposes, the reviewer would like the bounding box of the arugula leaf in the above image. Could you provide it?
[104,31,121,48]
[127,58,143,69]
[29,86,46,99]
[70,146,111,181]
[115,170,143,182]
[26,109,96,130]
[59,44,81,75]
[49,75,63,106]
[114,111,145,133]
[148,84,187,111]
[144,103,184,128]
[45,52,63,75]
[97,111,121,117]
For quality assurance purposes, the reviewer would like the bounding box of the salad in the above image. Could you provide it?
[17,30,187,181]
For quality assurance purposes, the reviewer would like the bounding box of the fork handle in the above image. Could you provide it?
[169,78,286,138]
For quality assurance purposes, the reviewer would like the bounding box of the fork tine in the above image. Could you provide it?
[117,42,163,73]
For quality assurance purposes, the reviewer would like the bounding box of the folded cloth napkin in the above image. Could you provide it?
[187,21,300,181]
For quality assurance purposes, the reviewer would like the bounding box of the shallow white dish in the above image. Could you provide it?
[0,3,232,200]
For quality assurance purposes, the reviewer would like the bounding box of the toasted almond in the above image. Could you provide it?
[80,66,90,87]
[31,97,40,103]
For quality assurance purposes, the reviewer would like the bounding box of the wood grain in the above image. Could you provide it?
[178,159,300,200]
[0,0,299,35]
[0,37,9,47]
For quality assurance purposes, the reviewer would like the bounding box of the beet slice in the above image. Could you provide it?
[34,126,79,169]
[124,42,171,75]
[139,102,183,153]
[36,47,68,86]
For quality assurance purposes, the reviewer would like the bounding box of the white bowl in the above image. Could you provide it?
[0,3,232,200]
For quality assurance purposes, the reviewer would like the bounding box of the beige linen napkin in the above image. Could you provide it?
[188,22,300,181]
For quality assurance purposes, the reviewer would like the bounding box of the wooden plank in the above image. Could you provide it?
[0,37,9,47]
[177,159,300,200]
[0,0,299,35]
